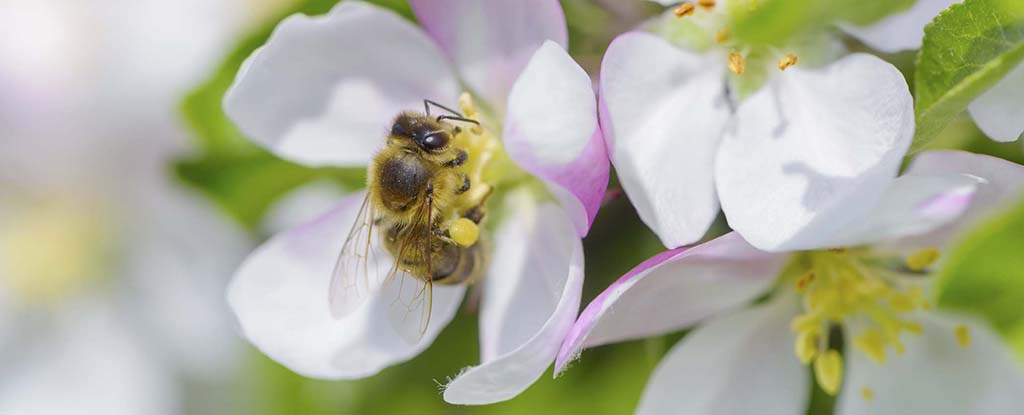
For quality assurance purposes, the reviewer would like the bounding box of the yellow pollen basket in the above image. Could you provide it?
[0,203,107,305]
[788,248,938,395]
[448,218,479,247]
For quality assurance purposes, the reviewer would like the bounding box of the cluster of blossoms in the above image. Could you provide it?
[223,0,1024,413]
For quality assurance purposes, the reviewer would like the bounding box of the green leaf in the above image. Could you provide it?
[731,0,914,46]
[912,0,1024,151]
[827,0,914,26]
[177,0,411,229]
[936,195,1024,335]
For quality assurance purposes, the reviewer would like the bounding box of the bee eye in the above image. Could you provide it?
[391,122,410,137]
[420,132,449,151]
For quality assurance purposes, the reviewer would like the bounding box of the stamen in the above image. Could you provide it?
[905,247,940,271]
[715,28,731,45]
[790,249,929,380]
[777,53,798,71]
[727,52,745,75]
[458,92,483,135]
[955,325,971,348]
[813,350,843,395]
[795,271,815,292]
[673,3,695,18]
[853,329,888,365]
[795,328,819,364]
[861,387,874,402]
[697,0,716,11]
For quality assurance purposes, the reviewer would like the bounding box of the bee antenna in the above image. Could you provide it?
[436,115,480,126]
[423,99,463,117]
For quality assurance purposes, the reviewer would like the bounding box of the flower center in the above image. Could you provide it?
[667,0,798,76]
[440,92,527,240]
[787,247,944,395]
[0,201,109,306]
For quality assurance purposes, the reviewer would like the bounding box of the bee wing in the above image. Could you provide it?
[328,194,390,318]
[383,193,436,344]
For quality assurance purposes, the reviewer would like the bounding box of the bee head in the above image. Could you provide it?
[391,113,450,153]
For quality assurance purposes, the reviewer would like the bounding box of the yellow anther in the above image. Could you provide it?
[861,387,874,402]
[727,52,745,75]
[715,28,731,45]
[955,325,971,348]
[457,92,483,135]
[448,218,479,247]
[813,350,843,395]
[673,3,695,17]
[791,314,821,333]
[795,328,819,364]
[853,329,888,365]
[778,53,798,71]
[795,271,815,292]
[905,247,940,272]
[902,321,923,335]
[697,0,716,11]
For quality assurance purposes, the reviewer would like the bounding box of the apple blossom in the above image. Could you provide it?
[223,0,608,405]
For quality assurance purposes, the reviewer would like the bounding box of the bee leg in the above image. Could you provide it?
[462,186,492,224]
[455,174,471,195]
[444,149,468,167]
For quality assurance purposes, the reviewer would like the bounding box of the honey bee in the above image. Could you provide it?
[329,99,494,342]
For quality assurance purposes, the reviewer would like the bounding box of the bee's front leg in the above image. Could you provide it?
[455,173,471,195]
[444,149,468,167]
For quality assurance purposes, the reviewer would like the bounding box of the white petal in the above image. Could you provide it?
[504,41,608,236]
[443,193,583,405]
[227,194,465,379]
[410,0,568,110]
[837,313,1024,415]
[224,1,460,167]
[839,0,959,53]
[555,232,784,372]
[636,295,808,415]
[890,150,1024,248]
[125,187,253,378]
[0,301,177,415]
[968,61,1024,142]
[600,32,729,248]
[822,173,980,247]
[716,53,914,251]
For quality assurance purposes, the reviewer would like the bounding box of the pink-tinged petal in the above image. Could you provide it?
[839,0,958,53]
[636,295,808,415]
[716,53,914,252]
[443,194,583,405]
[227,193,465,379]
[600,32,729,248]
[555,232,783,373]
[820,173,980,248]
[504,41,608,236]
[224,2,459,167]
[837,313,1024,415]
[893,150,1024,248]
[968,61,1024,142]
[410,0,567,110]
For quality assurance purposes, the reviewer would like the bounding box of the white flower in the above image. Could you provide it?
[602,3,913,251]
[840,0,1023,142]
[557,150,1024,414]
[222,0,609,405]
